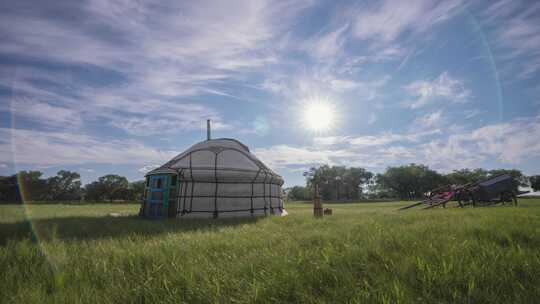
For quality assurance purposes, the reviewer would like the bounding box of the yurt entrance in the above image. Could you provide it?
[144,174,178,218]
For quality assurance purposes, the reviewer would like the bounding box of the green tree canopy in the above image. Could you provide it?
[304,165,373,200]
[377,164,446,200]
[445,168,488,185]
[47,170,82,201]
[84,174,129,202]
[16,171,48,201]
[286,186,311,201]
[129,180,146,201]
[84,181,105,202]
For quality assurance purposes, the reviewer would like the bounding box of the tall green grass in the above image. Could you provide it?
[1,200,539,303]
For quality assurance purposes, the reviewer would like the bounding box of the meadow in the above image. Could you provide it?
[1,200,539,303]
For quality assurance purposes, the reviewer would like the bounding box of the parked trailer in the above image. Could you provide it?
[457,174,517,207]
[399,174,518,211]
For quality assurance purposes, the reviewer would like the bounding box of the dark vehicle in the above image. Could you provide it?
[457,174,517,207]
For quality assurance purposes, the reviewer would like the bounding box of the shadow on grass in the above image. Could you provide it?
[0,215,262,245]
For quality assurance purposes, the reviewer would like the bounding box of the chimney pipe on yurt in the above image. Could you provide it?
[207,119,211,140]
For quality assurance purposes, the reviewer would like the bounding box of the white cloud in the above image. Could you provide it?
[258,68,390,104]
[335,56,368,75]
[138,165,160,173]
[419,138,484,170]
[313,136,350,146]
[482,0,540,79]
[403,71,470,108]
[348,134,407,146]
[314,128,440,148]
[8,97,82,129]
[463,109,485,120]
[410,111,445,133]
[2,67,230,136]
[107,109,233,136]
[304,24,349,59]
[329,79,360,92]
[0,0,315,133]
[352,0,464,44]
[253,145,337,169]
[0,1,313,74]
[257,114,540,172]
[0,128,177,166]
[254,143,413,171]
[468,117,540,164]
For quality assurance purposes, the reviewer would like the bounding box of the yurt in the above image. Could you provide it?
[140,124,285,219]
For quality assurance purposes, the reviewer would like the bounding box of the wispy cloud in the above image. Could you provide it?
[411,111,445,131]
[0,128,178,166]
[0,0,315,134]
[261,115,540,172]
[304,24,349,59]
[7,97,82,129]
[352,0,465,44]
[314,128,440,148]
[463,109,485,120]
[403,71,470,108]
[348,133,408,147]
[254,145,339,169]
[481,0,540,79]
[1,65,232,136]
[138,165,160,173]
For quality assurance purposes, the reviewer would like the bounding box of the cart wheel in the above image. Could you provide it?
[456,192,463,207]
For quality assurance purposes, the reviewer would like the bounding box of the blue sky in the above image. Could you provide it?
[1,0,540,187]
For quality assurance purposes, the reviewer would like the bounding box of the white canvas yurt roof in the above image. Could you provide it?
[147,138,283,184]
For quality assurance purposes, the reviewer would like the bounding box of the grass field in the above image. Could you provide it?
[1,200,540,303]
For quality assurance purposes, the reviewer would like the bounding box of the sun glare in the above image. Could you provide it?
[302,99,336,132]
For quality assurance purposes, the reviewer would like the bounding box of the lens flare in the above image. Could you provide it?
[302,98,336,132]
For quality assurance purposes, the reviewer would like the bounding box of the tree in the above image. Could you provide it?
[365,174,395,199]
[445,168,488,185]
[377,164,446,200]
[84,181,105,201]
[342,167,373,199]
[16,171,48,201]
[304,165,373,200]
[99,174,129,202]
[287,186,311,201]
[47,170,82,201]
[530,175,540,192]
[84,174,129,202]
[0,175,20,202]
[129,180,146,201]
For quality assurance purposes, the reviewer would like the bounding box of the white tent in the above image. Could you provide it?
[141,138,286,218]
[518,186,540,198]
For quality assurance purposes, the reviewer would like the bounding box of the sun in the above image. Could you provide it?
[302,99,336,132]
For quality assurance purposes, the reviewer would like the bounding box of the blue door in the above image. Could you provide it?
[146,175,168,218]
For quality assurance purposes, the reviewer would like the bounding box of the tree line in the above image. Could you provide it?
[287,164,540,201]
[2,165,539,203]
[0,170,145,203]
